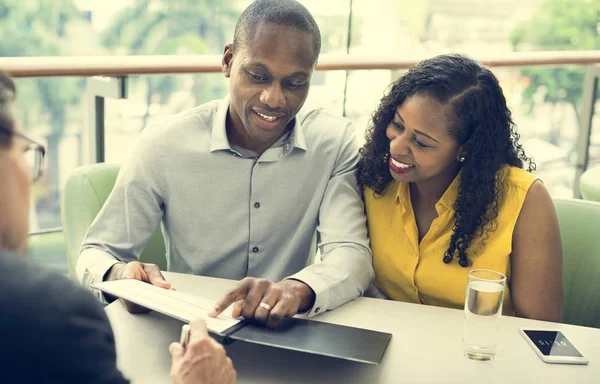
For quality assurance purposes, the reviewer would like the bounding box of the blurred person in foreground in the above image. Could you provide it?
[78,0,372,328]
[0,70,236,384]
[357,54,563,321]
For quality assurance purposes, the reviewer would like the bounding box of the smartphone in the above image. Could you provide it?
[520,329,589,365]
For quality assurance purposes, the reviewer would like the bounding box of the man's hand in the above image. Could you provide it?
[169,320,236,384]
[208,278,316,328]
[105,261,171,313]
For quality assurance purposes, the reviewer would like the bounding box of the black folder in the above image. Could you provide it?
[219,318,392,365]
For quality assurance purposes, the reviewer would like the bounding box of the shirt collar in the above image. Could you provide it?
[209,97,232,152]
[436,172,461,212]
[210,96,307,153]
[394,171,462,213]
[287,115,307,151]
[394,181,409,214]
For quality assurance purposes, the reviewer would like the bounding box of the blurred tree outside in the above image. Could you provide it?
[102,0,240,130]
[319,13,363,54]
[510,0,600,145]
[0,0,87,227]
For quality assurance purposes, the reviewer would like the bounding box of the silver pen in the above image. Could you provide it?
[180,324,191,349]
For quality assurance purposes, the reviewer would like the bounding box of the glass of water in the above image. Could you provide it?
[462,269,506,361]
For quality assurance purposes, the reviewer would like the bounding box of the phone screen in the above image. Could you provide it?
[522,330,584,357]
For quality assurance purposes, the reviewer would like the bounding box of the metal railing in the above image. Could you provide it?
[2,51,600,77]
[2,51,599,201]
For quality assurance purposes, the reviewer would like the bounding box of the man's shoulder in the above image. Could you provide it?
[297,107,355,145]
[299,107,352,131]
[0,252,127,383]
[0,252,105,327]
[142,99,222,139]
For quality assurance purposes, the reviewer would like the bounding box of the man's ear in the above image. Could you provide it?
[222,43,234,78]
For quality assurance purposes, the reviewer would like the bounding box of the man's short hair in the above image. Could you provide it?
[233,0,321,59]
[0,71,16,148]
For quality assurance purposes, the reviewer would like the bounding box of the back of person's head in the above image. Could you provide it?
[0,71,16,148]
[359,54,534,267]
[0,70,29,255]
[233,0,321,59]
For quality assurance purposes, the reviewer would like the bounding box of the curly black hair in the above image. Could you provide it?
[357,54,535,267]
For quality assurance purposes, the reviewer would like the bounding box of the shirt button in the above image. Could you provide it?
[252,246,259,253]
[314,307,320,314]
[254,202,260,208]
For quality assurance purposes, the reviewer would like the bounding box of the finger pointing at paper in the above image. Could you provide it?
[208,277,316,328]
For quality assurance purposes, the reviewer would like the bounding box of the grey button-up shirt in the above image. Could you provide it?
[77,97,373,316]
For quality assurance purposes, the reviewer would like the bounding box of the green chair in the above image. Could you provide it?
[61,163,167,279]
[580,166,600,202]
[554,198,600,328]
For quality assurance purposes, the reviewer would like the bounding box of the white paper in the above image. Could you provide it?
[93,279,240,334]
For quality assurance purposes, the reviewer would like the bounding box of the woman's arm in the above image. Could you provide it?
[511,180,563,322]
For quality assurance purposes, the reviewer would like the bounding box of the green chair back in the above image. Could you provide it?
[61,163,166,279]
[580,166,600,202]
[554,198,600,328]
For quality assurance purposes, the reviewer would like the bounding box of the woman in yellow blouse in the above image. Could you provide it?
[357,54,563,321]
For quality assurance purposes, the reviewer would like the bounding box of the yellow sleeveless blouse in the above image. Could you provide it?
[365,166,538,315]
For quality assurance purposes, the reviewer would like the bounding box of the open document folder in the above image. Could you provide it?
[93,279,392,365]
[92,279,243,335]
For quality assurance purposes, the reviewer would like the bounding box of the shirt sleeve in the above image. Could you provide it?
[77,127,166,297]
[287,121,374,316]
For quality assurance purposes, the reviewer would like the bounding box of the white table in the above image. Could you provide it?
[106,272,600,383]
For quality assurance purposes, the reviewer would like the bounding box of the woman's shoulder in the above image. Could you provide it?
[501,165,538,193]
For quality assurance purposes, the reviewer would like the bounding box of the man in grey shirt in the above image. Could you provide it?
[78,0,373,327]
